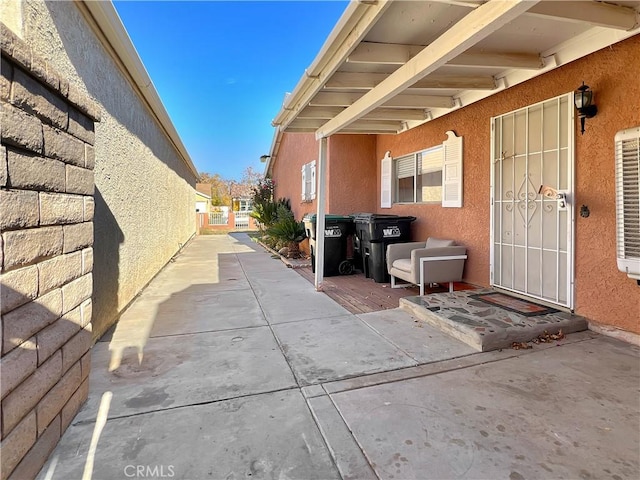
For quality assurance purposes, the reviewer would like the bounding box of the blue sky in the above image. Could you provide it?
[113,0,348,181]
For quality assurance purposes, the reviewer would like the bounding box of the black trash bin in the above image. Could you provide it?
[303,214,355,276]
[351,213,416,283]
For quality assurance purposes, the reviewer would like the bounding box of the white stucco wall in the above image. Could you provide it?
[18,0,198,338]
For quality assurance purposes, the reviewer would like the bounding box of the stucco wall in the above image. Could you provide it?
[271,132,319,220]
[327,134,377,215]
[376,36,640,334]
[19,0,198,339]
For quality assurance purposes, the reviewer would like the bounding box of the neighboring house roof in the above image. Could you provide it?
[77,1,199,178]
[196,183,213,196]
[267,0,640,174]
[196,190,211,200]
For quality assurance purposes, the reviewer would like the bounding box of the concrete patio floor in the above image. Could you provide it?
[37,234,640,480]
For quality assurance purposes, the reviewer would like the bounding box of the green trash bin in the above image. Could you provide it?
[303,214,354,276]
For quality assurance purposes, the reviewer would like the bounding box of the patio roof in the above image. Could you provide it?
[268,0,639,165]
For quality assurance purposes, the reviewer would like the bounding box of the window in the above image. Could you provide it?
[381,131,463,208]
[301,160,316,201]
[394,146,443,203]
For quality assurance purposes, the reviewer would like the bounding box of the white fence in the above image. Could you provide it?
[209,212,227,225]
[234,211,251,230]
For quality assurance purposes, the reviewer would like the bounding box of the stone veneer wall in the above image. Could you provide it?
[0,24,100,480]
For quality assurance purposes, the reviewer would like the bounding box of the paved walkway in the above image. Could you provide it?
[38,234,640,480]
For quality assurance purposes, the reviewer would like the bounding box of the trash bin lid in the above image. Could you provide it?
[303,214,353,223]
[350,213,416,223]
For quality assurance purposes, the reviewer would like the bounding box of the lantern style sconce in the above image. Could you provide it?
[574,82,597,135]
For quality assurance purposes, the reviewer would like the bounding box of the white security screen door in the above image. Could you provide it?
[490,94,574,308]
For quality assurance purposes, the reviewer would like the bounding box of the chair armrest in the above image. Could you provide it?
[410,246,467,276]
[386,242,426,270]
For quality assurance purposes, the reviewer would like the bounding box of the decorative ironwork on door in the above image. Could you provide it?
[491,94,574,308]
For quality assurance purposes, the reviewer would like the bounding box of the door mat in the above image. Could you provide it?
[469,292,560,317]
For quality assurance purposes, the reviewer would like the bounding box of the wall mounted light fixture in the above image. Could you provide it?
[574,82,597,135]
[259,155,271,162]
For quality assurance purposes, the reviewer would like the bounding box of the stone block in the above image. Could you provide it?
[0,410,36,477]
[61,273,92,314]
[42,124,84,166]
[12,68,68,130]
[1,56,12,102]
[39,192,84,225]
[37,251,82,295]
[0,102,43,153]
[2,288,62,355]
[0,339,37,400]
[0,144,7,187]
[62,222,93,254]
[61,377,88,432]
[81,247,93,275]
[0,189,39,230]
[36,362,81,435]
[6,148,65,192]
[65,164,94,195]
[83,196,95,222]
[66,83,101,122]
[84,143,95,170]
[0,266,38,314]
[36,312,82,365]
[29,55,48,88]
[9,35,31,72]
[2,226,63,271]
[1,350,61,436]
[1,24,18,58]
[68,107,95,145]
[62,324,92,374]
[81,298,92,328]
[80,351,91,381]
[8,415,61,480]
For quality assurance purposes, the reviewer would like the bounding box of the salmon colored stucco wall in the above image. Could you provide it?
[376,36,640,334]
[327,135,378,215]
[271,132,319,221]
[271,133,378,219]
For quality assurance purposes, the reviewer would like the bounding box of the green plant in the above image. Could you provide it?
[266,205,306,256]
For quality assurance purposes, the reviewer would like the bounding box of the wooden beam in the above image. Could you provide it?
[347,42,423,64]
[383,94,455,109]
[527,1,638,30]
[316,0,539,138]
[349,42,543,69]
[450,51,543,69]
[362,108,427,121]
[298,106,345,119]
[411,75,497,89]
[309,92,365,106]
[326,72,496,90]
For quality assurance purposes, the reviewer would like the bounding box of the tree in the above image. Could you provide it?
[198,172,231,206]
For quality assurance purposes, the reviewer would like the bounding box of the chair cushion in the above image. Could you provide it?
[392,258,412,273]
[426,237,456,248]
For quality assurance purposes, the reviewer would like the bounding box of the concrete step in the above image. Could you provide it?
[399,289,588,352]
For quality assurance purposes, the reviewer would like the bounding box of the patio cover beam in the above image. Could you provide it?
[526,1,638,30]
[325,72,497,90]
[316,0,540,139]
[309,92,455,109]
[348,42,544,69]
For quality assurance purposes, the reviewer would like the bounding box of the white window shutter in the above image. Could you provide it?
[442,130,463,208]
[301,164,308,200]
[310,160,317,199]
[381,151,392,208]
